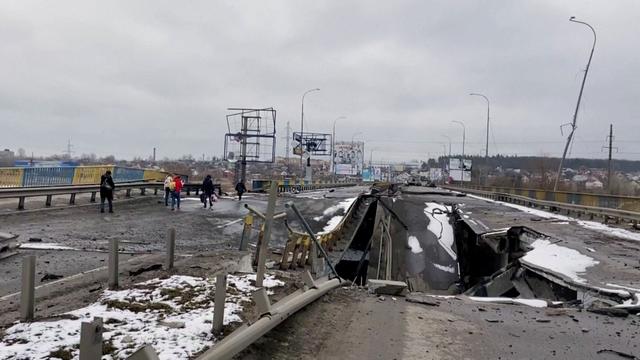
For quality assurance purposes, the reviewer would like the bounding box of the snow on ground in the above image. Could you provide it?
[424,202,456,260]
[467,194,640,242]
[320,216,344,233]
[289,190,328,200]
[18,242,78,251]
[521,239,599,283]
[606,284,640,308]
[432,263,455,273]
[415,294,550,308]
[0,274,284,360]
[407,236,423,254]
[313,197,357,221]
[467,296,549,308]
[315,197,358,234]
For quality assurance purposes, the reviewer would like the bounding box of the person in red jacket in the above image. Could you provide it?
[171,175,183,210]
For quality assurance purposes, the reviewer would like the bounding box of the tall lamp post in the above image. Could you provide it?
[554,17,596,191]
[300,88,320,178]
[442,135,452,184]
[452,121,466,182]
[441,134,452,158]
[469,93,490,158]
[331,116,345,182]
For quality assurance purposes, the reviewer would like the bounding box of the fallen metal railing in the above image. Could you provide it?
[0,181,164,210]
[197,275,341,360]
[445,186,640,227]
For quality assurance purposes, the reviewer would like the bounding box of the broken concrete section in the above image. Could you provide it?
[367,279,408,295]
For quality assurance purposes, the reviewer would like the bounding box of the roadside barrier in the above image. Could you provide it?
[453,184,640,212]
[0,166,179,188]
[445,186,640,227]
[0,181,164,210]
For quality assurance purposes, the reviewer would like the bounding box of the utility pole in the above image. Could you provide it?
[602,124,617,193]
[63,139,74,160]
[554,17,597,191]
[300,88,320,178]
[153,147,156,162]
[285,121,291,175]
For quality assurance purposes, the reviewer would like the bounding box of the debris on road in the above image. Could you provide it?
[40,273,64,282]
[405,293,441,307]
[367,279,408,295]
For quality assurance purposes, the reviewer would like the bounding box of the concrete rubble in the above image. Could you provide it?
[367,279,408,296]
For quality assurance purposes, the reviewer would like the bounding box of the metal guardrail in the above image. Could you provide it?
[277,182,357,193]
[0,181,164,210]
[197,276,341,360]
[453,184,640,212]
[445,186,640,227]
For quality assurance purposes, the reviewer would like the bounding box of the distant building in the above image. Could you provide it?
[585,179,604,190]
[0,149,15,167]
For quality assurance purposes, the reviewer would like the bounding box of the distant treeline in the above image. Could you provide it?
[435,155,640,173]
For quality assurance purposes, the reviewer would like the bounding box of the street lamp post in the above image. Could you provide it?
[300,88,320,178]
[351,131,363,144]
[441,134,452,158]
[452,121,466,182]
[554,17,597,191]
[469,93,490,158]
[331,116,345,182]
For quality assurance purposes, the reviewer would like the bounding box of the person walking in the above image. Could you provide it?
[163,174,173,206]
[171,175,183,210]
[100,170,116,213]
[202,174,215,209]
[235,180,247,201]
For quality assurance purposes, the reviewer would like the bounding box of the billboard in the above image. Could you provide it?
[449,158,472,182]
[334,141,364,176]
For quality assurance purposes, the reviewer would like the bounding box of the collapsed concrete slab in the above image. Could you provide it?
[367,279,408,295]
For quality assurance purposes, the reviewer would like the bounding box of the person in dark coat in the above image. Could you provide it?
[235,180,247,201]
[100,170,116,213]
[202,175,215,208]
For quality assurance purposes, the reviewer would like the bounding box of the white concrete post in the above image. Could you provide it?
[166,228,176,270]
[20,255,36,321]
[212,273,227,334]
[108,239,119,290]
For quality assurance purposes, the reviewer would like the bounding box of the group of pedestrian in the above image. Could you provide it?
[98,169,248,214]
[163,174,184,211]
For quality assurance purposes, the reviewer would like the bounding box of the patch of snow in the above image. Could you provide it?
[313,197,357,221]
[605,283,640,292]
[468,296,548,308]
[407,236,423,254]
[18,243,77,251]
[586,247,596,253]
[433,263,455,273]
[319,216,344,233]
[521,239,599,283]
[576,221,640,242]
[424,202,456,260]
[0,274,284,360]
[589,286,631,297]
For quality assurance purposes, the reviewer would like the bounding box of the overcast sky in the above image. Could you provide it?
[1,1,639,163]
